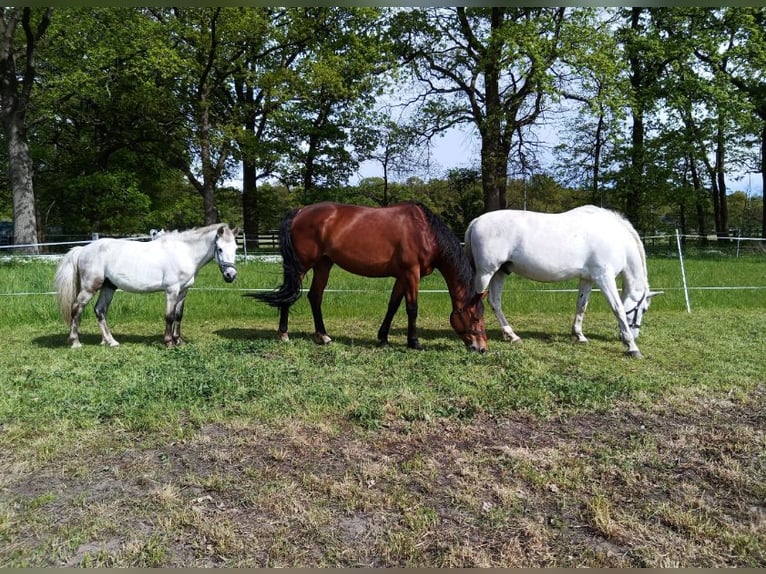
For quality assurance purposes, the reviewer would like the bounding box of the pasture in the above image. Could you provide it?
[0,254,764,567]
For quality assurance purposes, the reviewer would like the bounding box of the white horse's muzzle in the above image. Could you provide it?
[219,262,237,283]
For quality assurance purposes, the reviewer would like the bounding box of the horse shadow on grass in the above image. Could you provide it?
[33,332,164,349]
[486,327,615,345]
[215,324,615,352]
[215,326,466,352]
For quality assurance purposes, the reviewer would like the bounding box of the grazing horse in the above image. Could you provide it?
[464,205,661,357]
[252,201,488,352]
[54,224,239,348]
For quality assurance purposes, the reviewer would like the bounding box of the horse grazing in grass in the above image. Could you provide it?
[251,201,488,352]
[54,224,239,348]
[464,205,661,358]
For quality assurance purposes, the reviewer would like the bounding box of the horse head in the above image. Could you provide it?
[625,290,663,339]
[215,225,239,283]
[450,292,489,353]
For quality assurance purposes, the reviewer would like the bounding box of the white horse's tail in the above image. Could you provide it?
[463,219,477,270]
[54,246,82,325]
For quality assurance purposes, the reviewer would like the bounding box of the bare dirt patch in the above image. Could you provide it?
[1,386,764,567]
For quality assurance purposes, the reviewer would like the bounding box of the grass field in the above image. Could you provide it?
[0,253,764,566]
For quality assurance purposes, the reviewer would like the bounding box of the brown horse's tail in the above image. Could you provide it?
[250,208,304,308]
[53,246,82,325]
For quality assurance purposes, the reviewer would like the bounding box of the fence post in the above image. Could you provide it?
[676,228,691,313]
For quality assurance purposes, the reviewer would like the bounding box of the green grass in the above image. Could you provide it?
[0,255,764,431]
[0,253,764,566]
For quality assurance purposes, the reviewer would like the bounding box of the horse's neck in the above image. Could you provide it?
[179,226,217,265]
[622,237,649,299]
[436,256,473,309]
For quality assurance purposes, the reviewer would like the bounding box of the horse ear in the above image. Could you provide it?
[648,290,664,298]
[217,225,225,237]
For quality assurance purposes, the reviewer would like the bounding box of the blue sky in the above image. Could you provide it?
[355,124,764,198]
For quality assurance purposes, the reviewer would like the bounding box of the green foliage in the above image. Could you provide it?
[1,7,763,241]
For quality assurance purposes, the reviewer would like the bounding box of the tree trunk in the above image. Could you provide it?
[197,86,219,225]
[592,113,605,206]
[761,120,766,239]
[0,8,51,254]
[5,112,38,253]
[689,155,707,238]
[714,114,729,239]
[625,9,645,228]
[480,139,508,212]
[242,159,259,237]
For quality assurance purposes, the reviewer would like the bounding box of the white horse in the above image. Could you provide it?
[464,205,661,358]
[54,224,239,348]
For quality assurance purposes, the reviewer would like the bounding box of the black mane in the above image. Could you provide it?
[414,202,476,294]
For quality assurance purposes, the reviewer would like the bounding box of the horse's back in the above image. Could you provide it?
[468,206,636,281]
[78,237,180,292]
[291,202,431,276]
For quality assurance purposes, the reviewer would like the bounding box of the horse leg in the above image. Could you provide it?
[377,278,406,347]
[93,280,120,347]
[171,288,188,346]
[403,272,423,350]
[278,305,290,342]
[488,270,520,342]
[275,269,305,343]
[307,257,333,345]
[164,287,181,347]
[572,279,592,343]
[597,277,642,358]
[68,288,96,349]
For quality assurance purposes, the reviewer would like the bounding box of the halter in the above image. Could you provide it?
[214,238,237,274]
[625,292,647,329]
[451,305,487,338]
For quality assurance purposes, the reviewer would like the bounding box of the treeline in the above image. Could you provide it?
[0,7,764,253]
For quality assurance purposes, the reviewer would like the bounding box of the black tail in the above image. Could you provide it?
[251,208,304,308]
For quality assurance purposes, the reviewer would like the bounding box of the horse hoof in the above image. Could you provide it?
[377,340,390,348]
[408,340,424,351]
[70,341,82,349]
[278,331,290,342]
[626,350,643,359]
[313,333,332,345]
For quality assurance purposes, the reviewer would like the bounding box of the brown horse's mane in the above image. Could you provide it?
[413,202,476,294]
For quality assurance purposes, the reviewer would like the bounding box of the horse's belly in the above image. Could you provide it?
[509,259,584,283]
[105,265,170,293]
[334,257,397,278]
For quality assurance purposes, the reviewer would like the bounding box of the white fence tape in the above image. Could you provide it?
[1,232,764,310]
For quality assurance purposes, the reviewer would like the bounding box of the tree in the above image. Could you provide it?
[155,8,243,225]
[230,8,389,234]
[693,7,766,238]
[612,8,680,229]
[554,8,627,207]
[398,7,568,212]
[359,111,424,206]
[35,8,187,235]
[0,7,52,253]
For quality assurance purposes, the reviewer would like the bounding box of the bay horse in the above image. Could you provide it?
[54,224,239,348]
[464,205,661,358]
[252,201,488,352]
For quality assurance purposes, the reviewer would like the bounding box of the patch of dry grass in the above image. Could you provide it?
[1,384,763,567]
